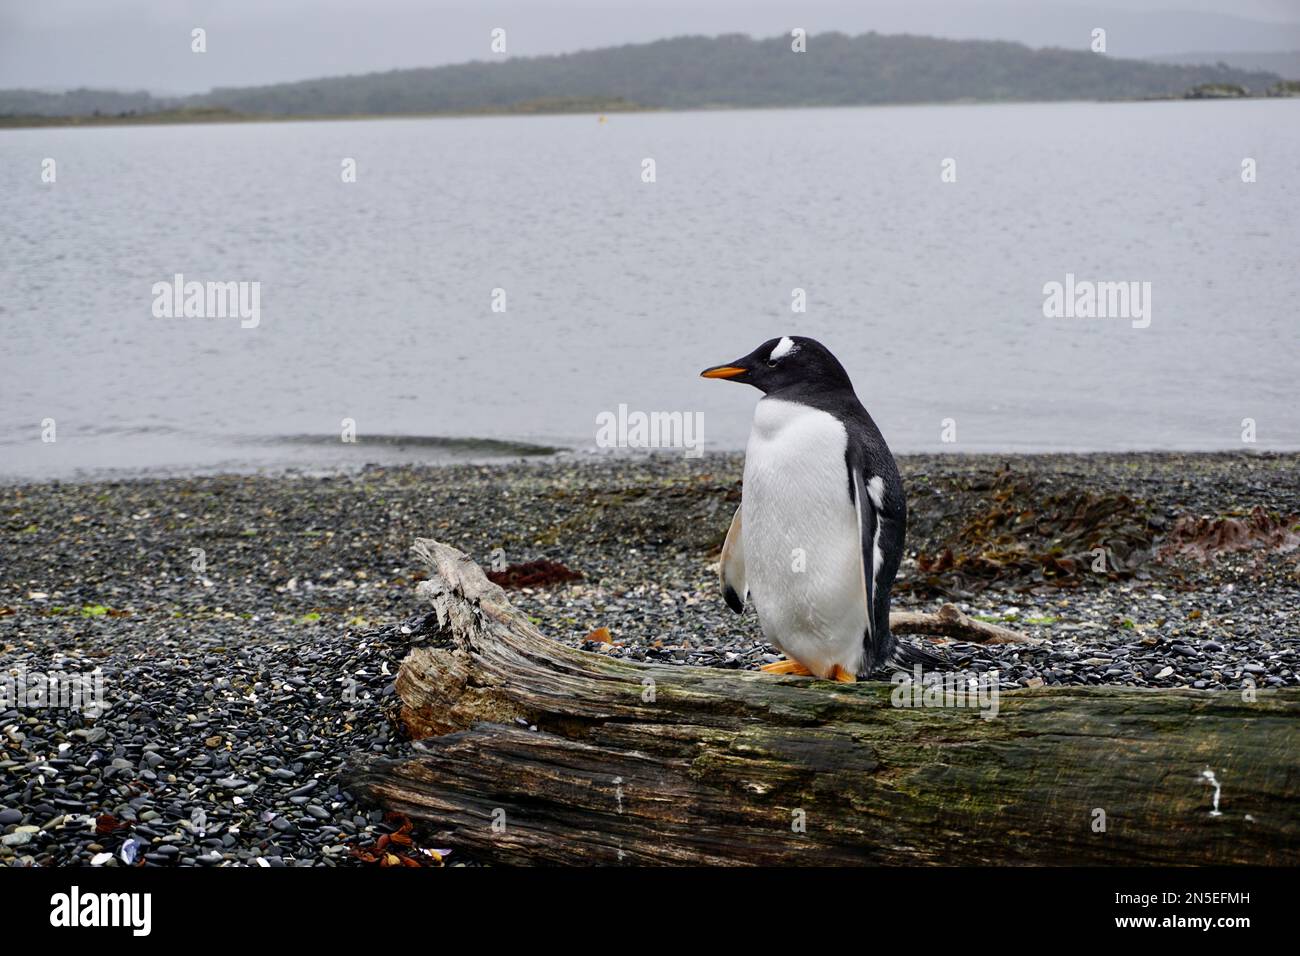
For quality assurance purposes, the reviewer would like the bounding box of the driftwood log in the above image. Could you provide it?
[342,539,1300,865]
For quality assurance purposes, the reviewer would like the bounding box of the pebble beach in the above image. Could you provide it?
[2,451,1297,866]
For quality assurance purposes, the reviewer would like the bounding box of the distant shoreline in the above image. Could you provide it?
[0,100,652,130]
[4,90,1299,131]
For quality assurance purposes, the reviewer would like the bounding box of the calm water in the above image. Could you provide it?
[2,100,1298,481]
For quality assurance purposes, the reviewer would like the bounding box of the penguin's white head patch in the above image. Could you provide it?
[769,336,798,361]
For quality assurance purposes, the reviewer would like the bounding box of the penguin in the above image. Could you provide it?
[701,335,933,682]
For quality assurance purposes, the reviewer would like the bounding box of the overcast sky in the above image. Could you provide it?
[3,0,1299,93]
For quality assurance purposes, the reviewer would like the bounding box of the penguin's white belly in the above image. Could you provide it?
[742,398,867,678]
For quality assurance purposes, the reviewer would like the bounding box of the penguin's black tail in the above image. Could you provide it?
[888,638,949,673]
[861,632,951,678]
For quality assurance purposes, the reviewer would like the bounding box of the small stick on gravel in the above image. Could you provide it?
[890,604,1040,644]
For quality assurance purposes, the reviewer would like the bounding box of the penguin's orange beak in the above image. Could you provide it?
[700,364,747,379]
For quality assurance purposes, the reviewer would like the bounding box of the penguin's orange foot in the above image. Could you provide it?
[759,659,814,676]
[829,665,857,683]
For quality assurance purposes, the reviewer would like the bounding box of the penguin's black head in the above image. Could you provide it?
[700,336,852,396]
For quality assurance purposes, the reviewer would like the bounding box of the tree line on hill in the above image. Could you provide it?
[1,32,1288,120]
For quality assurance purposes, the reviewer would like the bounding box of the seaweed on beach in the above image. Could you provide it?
[1157,506,1300,563]
[486,559,584,589]
[905,468,1157,597]
[349,814,448,867]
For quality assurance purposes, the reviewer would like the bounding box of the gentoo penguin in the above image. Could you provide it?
[701,336,928,682]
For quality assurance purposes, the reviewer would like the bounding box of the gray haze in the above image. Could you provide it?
[3,0,1300,94]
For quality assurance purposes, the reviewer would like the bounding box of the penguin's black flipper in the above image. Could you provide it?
[851,468,892,674]
[719,505,747,614]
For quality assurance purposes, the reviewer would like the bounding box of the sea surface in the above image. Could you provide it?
[2,100,1297,481]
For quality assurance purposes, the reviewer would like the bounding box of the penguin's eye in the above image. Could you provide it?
[767,359,778,368]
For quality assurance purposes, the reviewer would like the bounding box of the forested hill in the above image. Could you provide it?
[3,32,1286,119]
